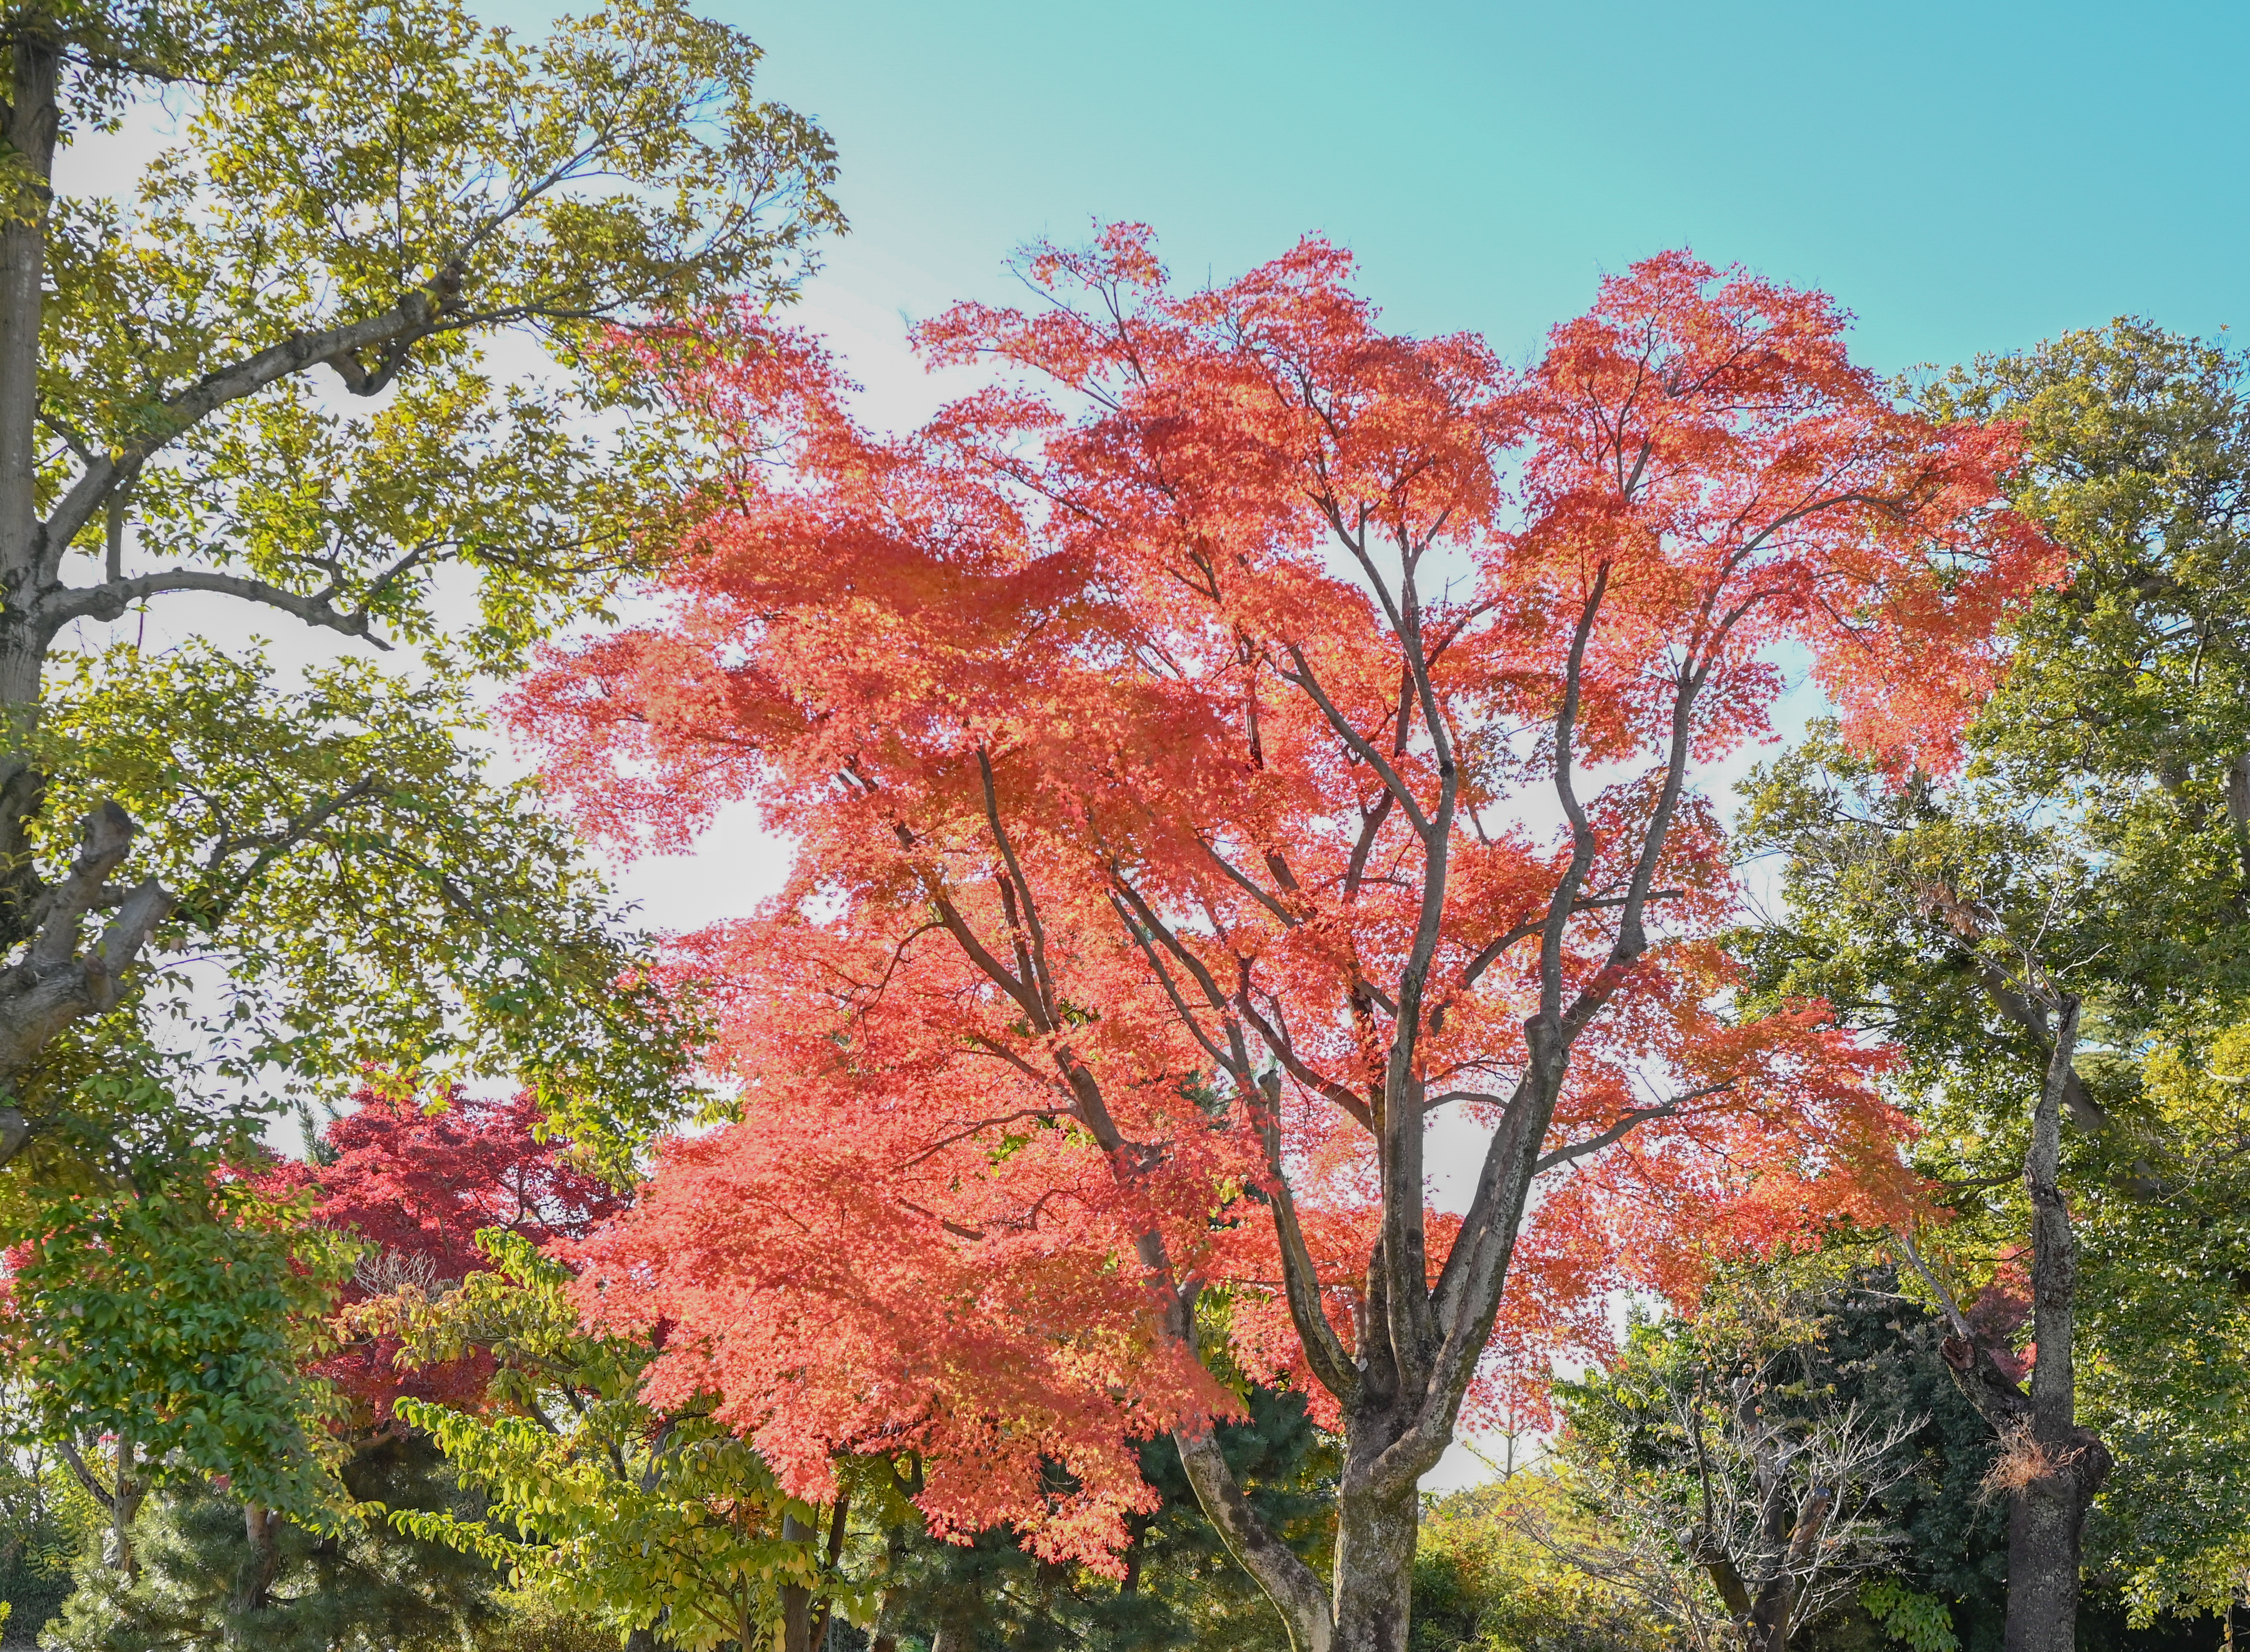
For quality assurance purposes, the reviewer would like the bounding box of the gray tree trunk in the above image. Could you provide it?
[2002,998,2110,1652]
[779,1510,813,1652]
[1328,1419,1418,1652]
[0,26,181,1167]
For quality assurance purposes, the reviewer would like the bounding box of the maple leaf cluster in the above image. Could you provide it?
[515,228,2058,1562]
[263,1086,627,1425]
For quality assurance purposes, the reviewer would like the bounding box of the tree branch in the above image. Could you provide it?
[1275,645,1433,840]
[976,747,1059,1024]
[39,567,396,650]
[1172,1423,1334,1649]
[43,274,466,557]
[56,1439,114,1510]
[1249,1072,1362,1406]
[1530,1083,1734,1175]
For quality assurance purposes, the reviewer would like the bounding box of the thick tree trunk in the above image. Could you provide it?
[0,23,55,741]
[1170,1066,1567,1652]
[2003,998,2111,1652]
[0,22,56,998]
[1328,1437,1417,1652]
[0,26,55,590]
[0,26,160,1167]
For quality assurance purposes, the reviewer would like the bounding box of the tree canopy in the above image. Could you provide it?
[518,228,2055,1650]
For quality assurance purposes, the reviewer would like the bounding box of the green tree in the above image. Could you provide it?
[0,0,839,1174]
[384,1232,838,1652]
[1734,318,2250,1647]
[42,1430,504,1652]
[0,0,836,1546]
[0,1090,356,1523]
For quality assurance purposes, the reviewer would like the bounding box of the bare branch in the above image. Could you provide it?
[1538,564,1610,1021]
[56,1440,114,1510]
[1531,1083,1735,1175]
[40,568,397,650]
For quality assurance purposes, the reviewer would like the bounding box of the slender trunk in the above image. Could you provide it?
[808,1494,848,1652]
[230,1501,282,1626]
[1149,573,1650,1652]
[109,1435,142,1579]
[2003,998,2111,1652]
[1745,1485,1831,1652]
[2228,751,2250,885]
[868,1526,906,1652]
[780,1510,813,1652]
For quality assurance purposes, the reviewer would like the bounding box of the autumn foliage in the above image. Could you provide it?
[265,1087,626,1422]
[516,231,2058,1567]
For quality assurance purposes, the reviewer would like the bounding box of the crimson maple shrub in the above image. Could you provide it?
[519,230,2057,1650]
[268,1086,626,1422]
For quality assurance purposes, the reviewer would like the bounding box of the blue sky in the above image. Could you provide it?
[731,0,2249,376]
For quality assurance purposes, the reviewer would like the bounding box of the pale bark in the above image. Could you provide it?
[57,1433,143,1577]
[230,1501,282,1624]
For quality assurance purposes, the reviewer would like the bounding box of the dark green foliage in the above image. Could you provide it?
[860,1387,1335,1651]
[0,1450,101,1642]
[44,1433,501,1652]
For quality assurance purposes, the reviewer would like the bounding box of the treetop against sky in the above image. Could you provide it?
[55,0,2246,949]
[472,0,2250,935]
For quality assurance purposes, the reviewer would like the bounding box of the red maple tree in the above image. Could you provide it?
[267,1087,626,1423]
[519,231,2058,1649]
